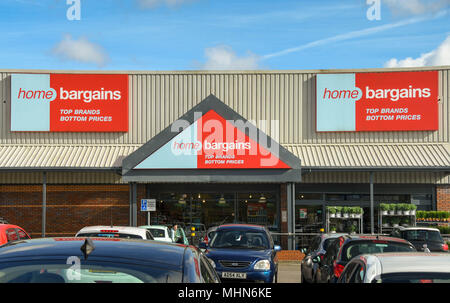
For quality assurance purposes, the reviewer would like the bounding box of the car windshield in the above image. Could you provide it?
[146,229,165,238]
[342,241,415,261]
[210,230,269,249]
[77,233,143,239]
[373,273,450,283]
[403,230,443,242]
[0,261,181,283]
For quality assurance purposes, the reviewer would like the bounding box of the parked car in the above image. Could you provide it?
[314,235,416,283]
[139,225,172,243]
[200,224,281,283]
[300,233,348,283]
[390,227,448,252]
[200,226,219,247]
[0,237,220,283]
[337,252,450,283]
[0,224,31,245]
[75,226,154,240]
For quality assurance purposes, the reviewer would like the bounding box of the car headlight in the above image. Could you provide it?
[207,258,216,269]
[254,259,271,271]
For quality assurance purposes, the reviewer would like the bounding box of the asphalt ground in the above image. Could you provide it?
[277,261,301,283]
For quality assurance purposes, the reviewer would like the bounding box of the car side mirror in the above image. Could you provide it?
[274,245,281,252]
[198,242,208,249]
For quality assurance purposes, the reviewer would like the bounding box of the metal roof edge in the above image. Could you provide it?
[0,66,449,75]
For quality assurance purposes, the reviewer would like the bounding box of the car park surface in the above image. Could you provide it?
[201,224,281,283]
[75,226,154,240]
[314,235,416,283]
[337,252,450,283]
[0,237,220,283]
[390,227,448,252]
[0,224,31,245]
[300,233,348,283]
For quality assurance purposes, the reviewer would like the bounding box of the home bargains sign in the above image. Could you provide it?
[316,71,438,132]
[135,109,290,169]
[11,74,128,132]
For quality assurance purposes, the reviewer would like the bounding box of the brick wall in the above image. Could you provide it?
[0,185,130,238]
[437,185,450,212]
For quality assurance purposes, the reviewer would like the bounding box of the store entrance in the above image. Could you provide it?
[144,184,280,233]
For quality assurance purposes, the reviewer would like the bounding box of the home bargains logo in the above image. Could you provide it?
[11,74,128,132]
[316,71,438,132]
[135,110,290,169]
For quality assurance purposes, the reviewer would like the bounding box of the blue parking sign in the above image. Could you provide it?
[141,199,148,211]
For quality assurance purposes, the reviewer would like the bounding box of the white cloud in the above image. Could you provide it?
[198,45,261,70]
[383,0,450,16]
[51,35,109,67]
[384,35,450,67]
[137,0,195,9]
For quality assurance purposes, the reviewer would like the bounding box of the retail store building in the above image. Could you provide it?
[1,67,449,248]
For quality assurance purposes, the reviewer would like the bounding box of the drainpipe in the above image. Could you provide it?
[370,172,374,235]
[42,172,47,238]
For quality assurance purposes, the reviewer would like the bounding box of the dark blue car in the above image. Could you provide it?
[0,237,220,283]
[200,224,281,283]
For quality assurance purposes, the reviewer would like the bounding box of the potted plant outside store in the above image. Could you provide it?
[342,207,350,218]
[409,204,417,216]
[335,207,342,218]
[355,207,363,218]
[330,226,337,233]
[380,203,389,216]
[395,204,403,216]
[328,206,336,218]
[388,204,396,215]
[400,204,410,216]
[391,217,400,227]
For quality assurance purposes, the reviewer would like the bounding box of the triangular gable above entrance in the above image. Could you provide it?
[122,95,301,183]
[134,109,290,170]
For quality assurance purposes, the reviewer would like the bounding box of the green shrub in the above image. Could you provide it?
[380,203,389,211]
[327,206,336,214]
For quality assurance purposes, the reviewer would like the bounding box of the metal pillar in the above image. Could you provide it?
[42,172,47,238]
[287,182,296,250]
[129,182,137,227]
[370,172,374,235]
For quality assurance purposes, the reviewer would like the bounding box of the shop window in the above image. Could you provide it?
[296,193,322,200]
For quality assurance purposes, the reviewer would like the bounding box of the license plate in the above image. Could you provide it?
[222,272,247,279]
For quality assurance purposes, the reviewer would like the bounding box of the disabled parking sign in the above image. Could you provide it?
[140,199,156,212]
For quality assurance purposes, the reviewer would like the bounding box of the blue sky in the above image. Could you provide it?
[0,0,449,70]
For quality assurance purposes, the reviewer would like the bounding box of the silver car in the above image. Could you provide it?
[337,252,450,283]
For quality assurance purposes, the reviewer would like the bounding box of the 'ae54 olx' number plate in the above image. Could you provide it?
[222,272,247,279]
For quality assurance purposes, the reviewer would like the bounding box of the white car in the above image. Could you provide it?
[337,252,450,283]
[139,225,173,243]
[75,226,154,240]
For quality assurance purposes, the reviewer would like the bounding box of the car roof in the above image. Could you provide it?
[217,224,266,231]
[0,224,24,231]
[0,237,189,268]
[397,227,440,232]
[139,225,169,230]
[321,233,348,239]
[76,226,148,237]
[363,253,450,274]
[344,235,410,244]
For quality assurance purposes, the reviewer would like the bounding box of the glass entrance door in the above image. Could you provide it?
[145,185,279,231]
